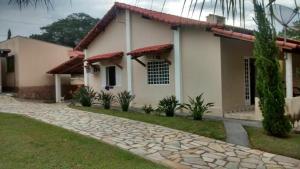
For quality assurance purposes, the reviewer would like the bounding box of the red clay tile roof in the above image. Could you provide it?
[74,2,225,51]
[86,51,123,63]
[128,44,173,58]
[68,50,84,58]
[47,55,84,74]
[211,28,300,50]
[74,2,300,52]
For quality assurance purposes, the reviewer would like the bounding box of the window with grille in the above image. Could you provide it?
[147,61,169,85]
[244,58,250,105]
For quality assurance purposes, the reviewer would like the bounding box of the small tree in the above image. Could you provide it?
[254,3,292,137]
[7,29,11,40]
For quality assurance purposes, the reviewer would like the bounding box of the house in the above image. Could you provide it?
[0,36,74,100]
[72,2,300,119]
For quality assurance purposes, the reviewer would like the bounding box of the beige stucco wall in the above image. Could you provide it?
[87,11,127,94]
[86,11,174,107]
[16,37,71,87]
[0,37,71,88]
[131,12,174,107]
[181,27,223,114]
[221,38,254,112]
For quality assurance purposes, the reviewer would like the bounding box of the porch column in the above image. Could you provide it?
[173,27,183,103]
[285,52,293,98]
[84,49,89,87]
[55,74,61,103]
[126,9,133,93]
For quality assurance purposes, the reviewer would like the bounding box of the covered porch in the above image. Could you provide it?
[212,28,300,120]
[47,51,84,103]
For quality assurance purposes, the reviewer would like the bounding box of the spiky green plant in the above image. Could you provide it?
[142,104,154,114]
[184,94,214,120]
[157,96,180,117]
[98,91,115,109]
[73,86,96,107]
[254,2,291,137]
[116,91,135,112]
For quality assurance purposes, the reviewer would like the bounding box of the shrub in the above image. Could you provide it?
[184,94,214,120]
[157,96,180,117]
[98,91,114,109]
[142,104,154,114]
[73,86,96,107]
[254,3,291,137]
[116,91,135,112]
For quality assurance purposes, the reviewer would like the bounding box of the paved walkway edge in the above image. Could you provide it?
[224,121,250,147]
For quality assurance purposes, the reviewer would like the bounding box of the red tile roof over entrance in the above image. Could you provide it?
[211,28,300,51]
[128,44,173,58]
[74,2,224,51]
[86,51,123,63]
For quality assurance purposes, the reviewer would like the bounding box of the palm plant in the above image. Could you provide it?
[157,96,180,117]
[11,0,299,23]
[97,91,115,109]
[73,86,96,107]
[9,0,53,9]
[116,91,135,112]
[142,104,154,114]
[184,94,214,120]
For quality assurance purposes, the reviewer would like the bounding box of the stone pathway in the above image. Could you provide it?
[0,96,300,169]
[224,121,250,147]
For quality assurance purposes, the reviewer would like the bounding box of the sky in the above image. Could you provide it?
[0,0,297,41]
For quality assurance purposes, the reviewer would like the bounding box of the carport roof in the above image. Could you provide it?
[47,55,84,74]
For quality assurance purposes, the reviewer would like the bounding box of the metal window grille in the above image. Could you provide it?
[147,61,169,85]
[244,58,250,105]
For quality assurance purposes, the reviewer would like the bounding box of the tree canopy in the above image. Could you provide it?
[7,29,12,40]
[30,13,98,47]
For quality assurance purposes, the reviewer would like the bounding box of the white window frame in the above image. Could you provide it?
[244,56,251,106]
[146,59,170,85]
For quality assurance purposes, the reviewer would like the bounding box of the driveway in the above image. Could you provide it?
[0,95,299,169]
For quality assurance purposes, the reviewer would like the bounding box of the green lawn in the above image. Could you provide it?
[246,126,300,160]
[0,113,167,169]
[71,106,226,141]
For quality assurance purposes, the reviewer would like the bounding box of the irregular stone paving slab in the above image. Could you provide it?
[0,96,299,169]
[224,121,250,147]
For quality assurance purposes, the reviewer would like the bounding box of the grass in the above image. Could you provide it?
[246,126,300,160]
[0,113,167,169]
[71,106,226,141]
